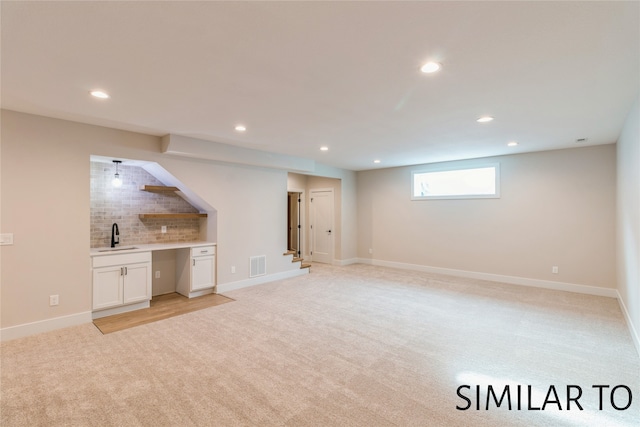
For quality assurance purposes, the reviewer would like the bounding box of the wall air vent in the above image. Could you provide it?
[249,255,266,278]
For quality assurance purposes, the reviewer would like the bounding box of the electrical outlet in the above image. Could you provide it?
[369,248,373,254]
[161,226,167,234]
[552,266,559,274]
[49,295,59,306]
[155,271,161,279]
[231,266,236,274]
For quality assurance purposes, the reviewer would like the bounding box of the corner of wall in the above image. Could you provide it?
[616,289,640,357]
[616,97,640,357]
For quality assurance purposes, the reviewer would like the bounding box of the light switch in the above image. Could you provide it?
[0,233,14,245]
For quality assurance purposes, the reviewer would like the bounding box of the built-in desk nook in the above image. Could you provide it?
[90,242,216,319]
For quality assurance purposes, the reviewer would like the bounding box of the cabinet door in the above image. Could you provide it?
[123,262,152,304]
[192,256,214,291]
[93,266,123,310]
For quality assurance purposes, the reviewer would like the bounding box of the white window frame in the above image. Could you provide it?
[411,163,501,200]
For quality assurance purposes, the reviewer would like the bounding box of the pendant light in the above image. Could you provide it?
[112,160,123,187]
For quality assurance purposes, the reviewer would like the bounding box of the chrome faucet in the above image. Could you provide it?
[111,223,120,248]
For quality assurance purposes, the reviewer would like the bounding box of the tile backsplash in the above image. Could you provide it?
[90,162,201,248]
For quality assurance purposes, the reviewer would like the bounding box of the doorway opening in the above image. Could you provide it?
[287,192,302,257]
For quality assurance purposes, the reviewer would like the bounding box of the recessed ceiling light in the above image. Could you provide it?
[507,141,518,147]
[320,146,329,151]
[235,125,246,132]
[476,116,494,123]
[420,62,441,74]
[373,159,381,164]
[90,90,110,99]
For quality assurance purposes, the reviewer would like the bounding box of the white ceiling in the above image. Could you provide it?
[2,1,638,171]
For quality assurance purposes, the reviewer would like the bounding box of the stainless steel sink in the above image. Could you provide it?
[98,246,138,252]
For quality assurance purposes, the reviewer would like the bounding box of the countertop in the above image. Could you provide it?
[90,241,215,257]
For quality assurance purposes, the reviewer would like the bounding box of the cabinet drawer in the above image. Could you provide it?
[92,251,152,268]
[192,245,215,257]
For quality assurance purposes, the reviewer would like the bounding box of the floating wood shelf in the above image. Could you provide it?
[139,185,206,220]
[139,213,207,219]
[140,185,180,193]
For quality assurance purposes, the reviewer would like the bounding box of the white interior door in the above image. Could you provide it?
[310,189,333,264]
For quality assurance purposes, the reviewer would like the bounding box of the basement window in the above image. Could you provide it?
[411,164,500,200]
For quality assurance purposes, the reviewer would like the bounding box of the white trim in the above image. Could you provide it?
[287,188,306,260]
[0,311,92,342]
[334,258,360,266]
[411,162,500,200]
[217,268,308,293]
[183,288,214,299]
[616,290,640,357]
[92,301,150,319]
[355,258,618,298]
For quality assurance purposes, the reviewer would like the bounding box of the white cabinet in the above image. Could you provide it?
[192,256,215,291]
[92,266,123,310]
[177,245,216,298]
[92,252,152,313]
[123,263,152,304]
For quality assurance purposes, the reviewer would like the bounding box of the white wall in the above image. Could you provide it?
[357,145,617,290]
[287,173,308,193]
[0,110,325,334]
[616,98,640,351]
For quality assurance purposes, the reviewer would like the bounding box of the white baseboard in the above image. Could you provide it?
[358,257,640,356]
[0,311,92,342]
[334,258,359,266]
[185,288,215,298]
[92,301,150,319]
[217,268,309,293]
[616,290,640,357]
[0,269,309,341]
[356,258,619,298]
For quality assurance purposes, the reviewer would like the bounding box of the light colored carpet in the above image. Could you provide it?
[1,263,638,426]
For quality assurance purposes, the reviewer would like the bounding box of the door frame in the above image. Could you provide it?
[309,188,334,264]
[288,188,306,259]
